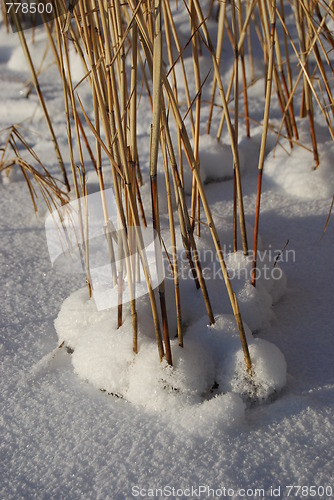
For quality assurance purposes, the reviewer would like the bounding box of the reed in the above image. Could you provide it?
[252,0,276,287]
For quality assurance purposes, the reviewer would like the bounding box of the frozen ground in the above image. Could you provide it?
[1,8,334,500]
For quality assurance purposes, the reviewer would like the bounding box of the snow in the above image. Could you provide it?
[1,6,334,499]
[57,285,287,421]
[182,134,249,194]
[263,137,334,200]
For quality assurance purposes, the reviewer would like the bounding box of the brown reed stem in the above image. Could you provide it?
[207,0,227,135]
[151,0,172,365]
[293,0,319,166]
[189,0,201,237]
[237,0,250,137]
[161,129,183,347]
[252,0,276,288]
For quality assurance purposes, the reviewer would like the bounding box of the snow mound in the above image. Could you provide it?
[185,240,286,332]
[55,284,287,432]
[225,251,287,331]
[219,338,287,401]
[72,326,135,396]
[208,315,287,402]
[263,141,334,200]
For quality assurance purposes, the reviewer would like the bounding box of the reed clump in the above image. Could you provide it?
[2,0,334,374]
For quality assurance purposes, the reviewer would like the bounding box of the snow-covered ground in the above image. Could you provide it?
[1,6,334,499]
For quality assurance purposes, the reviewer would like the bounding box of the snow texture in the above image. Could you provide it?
[1,5,334,498]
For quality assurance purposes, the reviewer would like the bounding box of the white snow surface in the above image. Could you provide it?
[57,287,287,417]
[1,8,334,499]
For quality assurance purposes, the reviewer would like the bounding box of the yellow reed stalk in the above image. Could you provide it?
[293,0,319,166]
[252,0,276,288]
[207,0,226,135]
[189,0,201,237]
[150,0,172,365]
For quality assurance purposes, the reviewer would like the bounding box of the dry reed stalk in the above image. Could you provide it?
[224,15,235,48]
[128,21,142,306]
[162,0,185,184]
[233,292,252,372]
[237,0,251,138]
[279,0,293,95]
[272,66,304,154]
[122,11,164,360]
[231,1,240,253]
[88,1,121,297]
[77,94,128,313]
[160,128,183,347]
[110,0,129,328]
[168,152,201,290]
[314,0,334,51]
[322,195,334,237]
[127,10,154,113]
[158,4,184,346]
[252,0,276,288]
[8,11,70,192]
[23,38,51,98]
[189,0,201,237]
[150,0,172,365]
[1,2,10,32]
[84,0,120,320]
[246,0,255,83]
[249,6,267,80]
[273,69,294,149]
[114,0,129,141]
[158,111,201,294]
[206,0,227,135]
[129,21,140,187]
[293,0,319,166]
[309,41,334,122]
